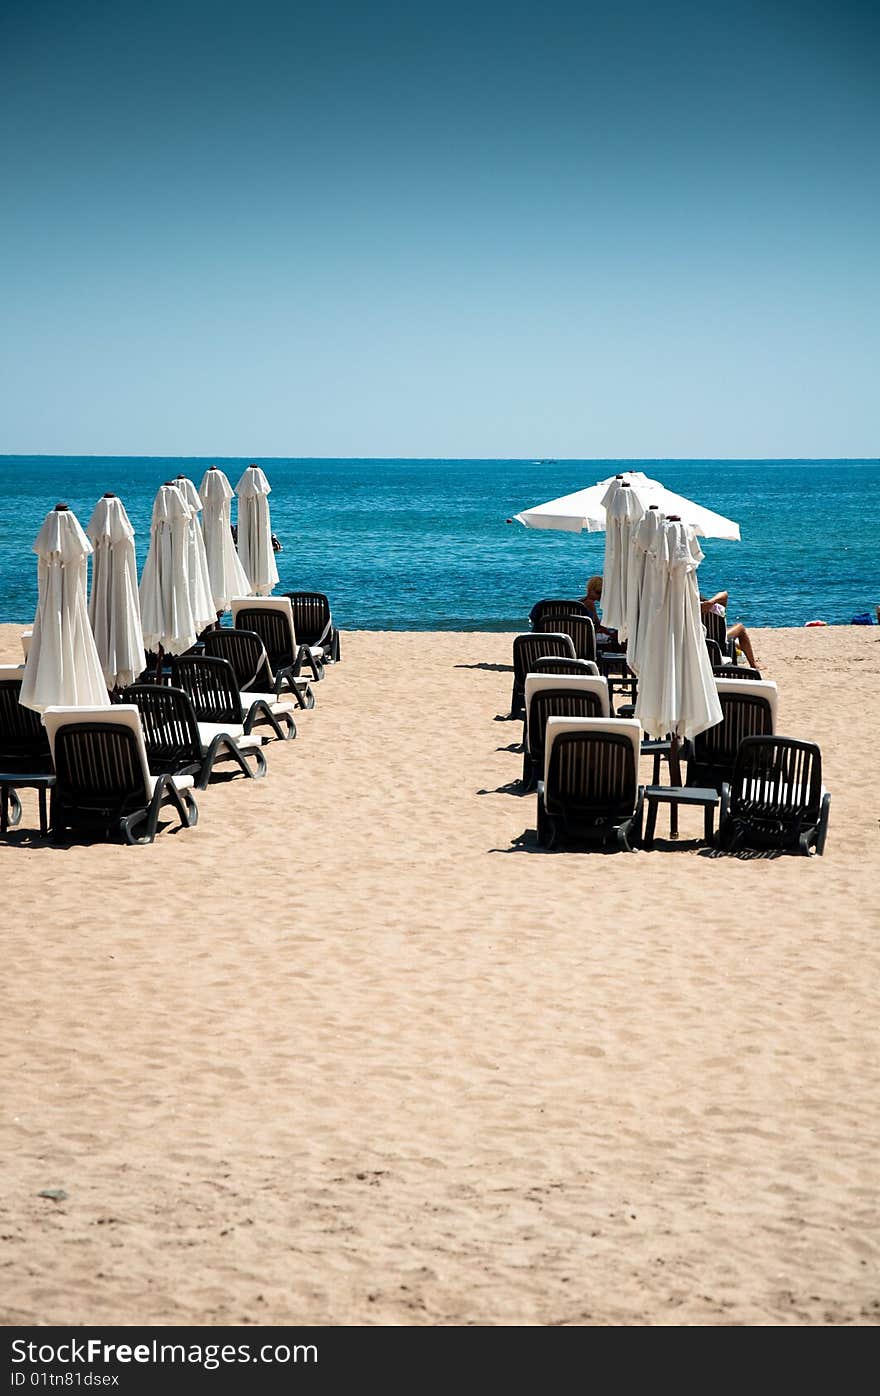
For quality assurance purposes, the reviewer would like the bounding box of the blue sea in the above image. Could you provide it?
[0,457,877,630]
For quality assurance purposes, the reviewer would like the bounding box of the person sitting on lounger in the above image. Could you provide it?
[581,576,621,650]
[700,590,758,668]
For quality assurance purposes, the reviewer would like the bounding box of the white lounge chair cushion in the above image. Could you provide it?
[243,692,297,715]
[44,705,154,802]
[715,678,778,730]
[148,772,195,796]
[524,674,611,749]
[196,721,263,752]
[543,717,643,803]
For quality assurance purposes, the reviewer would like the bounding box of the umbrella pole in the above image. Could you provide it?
[668,734,682,838]
[155,644,164,683]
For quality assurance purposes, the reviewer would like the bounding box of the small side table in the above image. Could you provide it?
[0,774,55,836]
[644,785,719,848]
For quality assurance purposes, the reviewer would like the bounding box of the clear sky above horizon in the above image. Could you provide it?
[1,0,878,458]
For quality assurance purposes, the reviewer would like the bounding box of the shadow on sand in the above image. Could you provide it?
[454,662,514,673]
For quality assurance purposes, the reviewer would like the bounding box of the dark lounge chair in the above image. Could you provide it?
[536,717,644,851]
[532,656,600,681]
[521,674,611,790]
[510,633,577,719]
[0,665,54,834]
[231,597,324,682]
[201,627,315,710]
[717,735,831,855]
[529,598,591,632]
[704,607,738,663]
[43,705,198,845]
[548,613,597,664]
[686,678,777,793]
[120,683,267,789]
[712,664,763,681]
[170,654,297,742]
[283,591,341,664]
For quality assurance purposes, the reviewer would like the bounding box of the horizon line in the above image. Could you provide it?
[1,453,878,464]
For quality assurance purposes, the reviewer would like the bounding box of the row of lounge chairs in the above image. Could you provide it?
[511,599,831,855]
[0,592,340,846]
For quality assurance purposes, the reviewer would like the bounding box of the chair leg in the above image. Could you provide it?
[244,700,296,741]
[644,798,658,849]
[815,793,831,856]
[201,735,268,787]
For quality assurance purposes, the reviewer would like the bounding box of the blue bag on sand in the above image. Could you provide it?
[851,612,873,625]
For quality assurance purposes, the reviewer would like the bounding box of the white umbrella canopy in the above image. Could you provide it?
[235,465,279,596]
[20,504,110,713]
[513,471,648,532]
[634,518,722,742]
[139,482,200,656]
[86,493,146,690]
[514,470,740,540]
[174,474,219,632]
[199,466,252,611]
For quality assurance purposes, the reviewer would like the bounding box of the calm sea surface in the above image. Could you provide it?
[0,457,877,629]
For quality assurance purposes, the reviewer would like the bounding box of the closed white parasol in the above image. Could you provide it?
[199,466,251,611]
[139,482,200,658]
[20,504,110,712]
[235,465,279,596]
[625,505,663,676]
[634,517,722,742]
[599,477,645,639]
[174,474,219,633]
[87,493,146,690]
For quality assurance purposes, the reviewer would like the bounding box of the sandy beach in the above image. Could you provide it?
[1,621,878,1326]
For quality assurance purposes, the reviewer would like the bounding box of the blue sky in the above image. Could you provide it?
[1,0,877,457]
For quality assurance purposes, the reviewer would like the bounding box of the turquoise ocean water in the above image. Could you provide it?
[0,457,877,630]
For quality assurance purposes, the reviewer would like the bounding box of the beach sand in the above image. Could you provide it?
[1,622,878,1326]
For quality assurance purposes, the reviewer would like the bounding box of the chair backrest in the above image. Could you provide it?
[703,608,728,649]
[513,633,577,685]
[43,705,151,806]
[712,664,762,681]
[533,656,600,677]
[0,667,51,766]
[692,679,778,766]
[283,592,332,647]
[729,735,823,825]
[202,628,272,691]
[525,674,610,730]
[232,597,297,668]
[524,677,611,765]
[550,613,597,662]
[543,717,641,816]
[20,631,32,659]
[529,598,590,631]
[170,654,242,724]
[119,684,202,773]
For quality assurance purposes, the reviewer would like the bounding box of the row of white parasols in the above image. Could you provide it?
[19,465,278,714]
